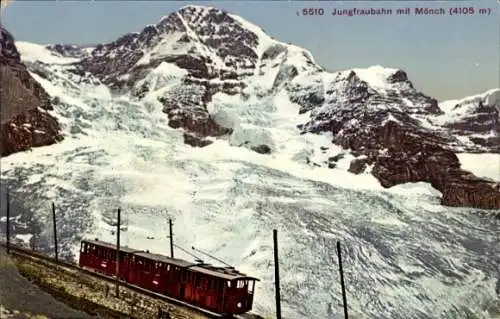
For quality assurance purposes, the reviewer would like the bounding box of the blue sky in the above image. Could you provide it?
[1,0,498,100]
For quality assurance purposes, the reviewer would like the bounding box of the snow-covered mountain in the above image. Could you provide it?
[437,89,500,152]
[1,4,499,319]
[55,4,498,210]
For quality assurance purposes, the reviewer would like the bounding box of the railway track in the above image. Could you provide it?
[0,243,257,319]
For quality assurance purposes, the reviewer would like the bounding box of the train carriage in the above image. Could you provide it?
[187,265,258,314]
[132,251,192,298]
[79,239,135,278]
[79,239,259,317]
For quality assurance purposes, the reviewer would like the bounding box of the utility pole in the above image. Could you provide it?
[6,191,10,254]
[115,208,121,297]
[273,229,282,319]
[337,241,349,319]
[52,202,58,261]
[169,219,174,258]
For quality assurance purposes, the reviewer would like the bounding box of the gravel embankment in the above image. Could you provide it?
[0,247,96,319]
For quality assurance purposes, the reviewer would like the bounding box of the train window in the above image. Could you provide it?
[227,281,231,288]
[166,265,171,271]
[210,280,217,290]
[249,280,255,293]
[195,275,201,288]
[237,280,244,288]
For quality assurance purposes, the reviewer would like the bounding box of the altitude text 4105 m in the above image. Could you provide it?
[297,7,493,17]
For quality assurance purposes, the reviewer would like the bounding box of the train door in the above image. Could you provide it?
[79,242,87,267]
[118,251,128,280]
[193,273,202,305]
[142,258,155,291]
[127,255,137,284]
[151,261,161,292]
[204,278,219,312]
[246,279,256,309]
[165,264,180,299]
[223,280,237,314]
[108,249,117,277]
[181,270,196,302]
[136,257,144,285]
[180,270,188,301]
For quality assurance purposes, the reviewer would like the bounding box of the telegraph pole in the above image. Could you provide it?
[273,229,282,319]
[52,203,58,261]
[337,241,349,319]
[115,208,121,297]
[6,191,10,254]
[169,219,174,258]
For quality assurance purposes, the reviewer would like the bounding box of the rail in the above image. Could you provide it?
[0,242,238,319]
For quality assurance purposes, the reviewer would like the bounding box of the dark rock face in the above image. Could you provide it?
[348,157,371,174]
[251,144,271,154]
[183,133,213,147]
[0,28,63,157]
[375,123,500,209]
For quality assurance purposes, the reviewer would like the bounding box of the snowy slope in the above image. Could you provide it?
[431,89,500,152]
[16,41,80,64]
[439,89,500,114]
[456,153,500,182]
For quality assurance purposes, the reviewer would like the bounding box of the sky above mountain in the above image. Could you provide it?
[1,0,498,101]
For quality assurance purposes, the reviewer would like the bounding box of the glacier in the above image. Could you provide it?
[0,38,499,319]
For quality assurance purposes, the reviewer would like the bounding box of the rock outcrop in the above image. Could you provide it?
[0,28,63,157]
[295,67,499,210]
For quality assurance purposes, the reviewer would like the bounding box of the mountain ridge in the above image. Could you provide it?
[2,5,500,209]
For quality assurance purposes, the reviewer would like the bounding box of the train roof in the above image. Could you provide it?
[83,239,138,254]
[134,251,193,268]
[189,265,260,281]
[81,239,259,281]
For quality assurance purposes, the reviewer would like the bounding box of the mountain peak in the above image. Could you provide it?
[350,65,409,91]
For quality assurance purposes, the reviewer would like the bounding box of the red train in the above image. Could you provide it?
[78,239,259,317]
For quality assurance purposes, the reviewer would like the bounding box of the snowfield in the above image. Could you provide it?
[1,41,499,319]
[456,153,499,182]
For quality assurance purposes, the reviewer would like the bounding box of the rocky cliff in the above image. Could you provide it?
[0,28,63,157]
